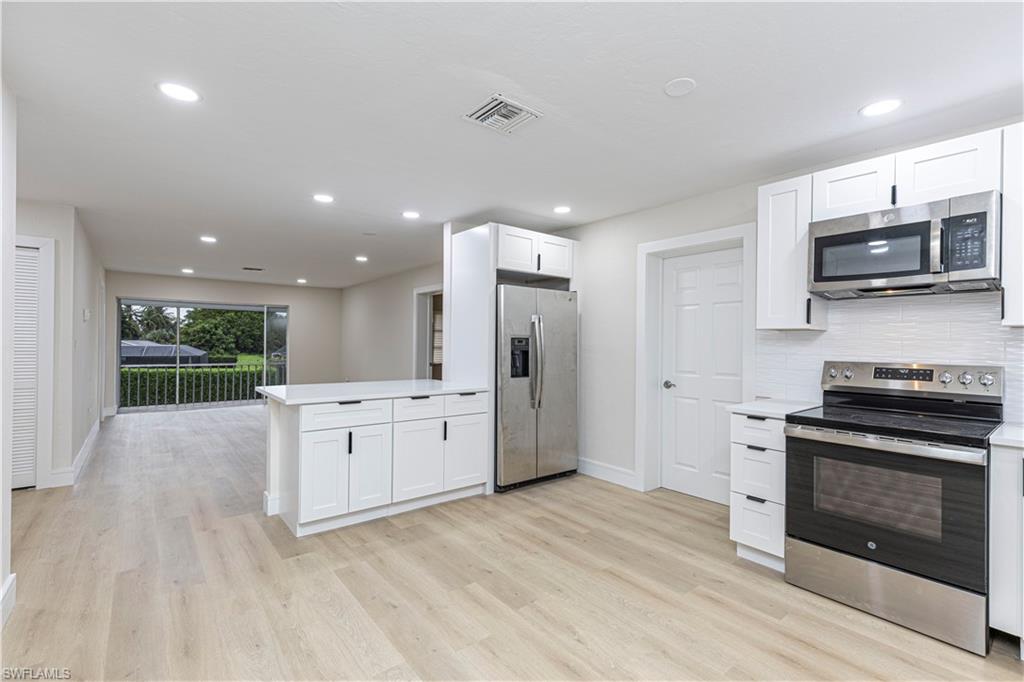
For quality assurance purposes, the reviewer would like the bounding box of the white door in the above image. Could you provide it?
[811,154,896,220]
[496,224,539,274]
[443,413,487,491]
[299,428,350,522]
[894,129,1002,206]
[13,246,40,488]
[348,423,392,512]
[537,234,573,278]
[392,418,444,502]
[660,248,744,504]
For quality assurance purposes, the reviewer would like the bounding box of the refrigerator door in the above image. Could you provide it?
[536,289,578,477]
[497,285,538,487]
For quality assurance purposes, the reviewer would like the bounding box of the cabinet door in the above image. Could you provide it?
[443,413,488,491]
[894,129,1001,206]
[392,418,444,502]
[299,428,350,522]
[989,446,1023,636]
[756,175,827,330]
[496,224,539,273]
[349,423,393,512]
[1001,123,1023,328]
[537,233,573,278]
[811,154,895,220]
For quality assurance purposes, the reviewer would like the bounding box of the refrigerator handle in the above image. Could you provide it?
[536,313,545,409]
[530,314,541,409]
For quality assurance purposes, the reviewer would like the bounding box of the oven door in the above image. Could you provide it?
[785,426,987,594]
[808,199,948,295]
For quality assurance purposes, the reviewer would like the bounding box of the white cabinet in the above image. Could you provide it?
[729,492,785,557]
[300,399,392,432]
[393,418,445,502]
[348,424,393,512]
[730,443,785,505]
[756,175,828,330]
[811,154,896,220]
[496,224,574,278]
[990,443,1023,637]
[443,413,488,490]
[392,395,444,422]
[1002,123,1023,328]
[299,428,350,522]
[893,129,1002,207]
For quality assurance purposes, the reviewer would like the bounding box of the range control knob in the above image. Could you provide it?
[958,372,974,386]
[828,367,839,379]
[843,367,855,380]
[979,373,995,387]
[938,371,953,385]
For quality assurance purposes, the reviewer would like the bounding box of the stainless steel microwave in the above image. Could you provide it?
[807,190,1001,299]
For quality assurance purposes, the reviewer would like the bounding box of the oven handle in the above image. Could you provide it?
[783,424,987,466]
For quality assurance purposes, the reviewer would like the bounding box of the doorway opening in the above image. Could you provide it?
[117,299,288,412]
[412,284,443,380]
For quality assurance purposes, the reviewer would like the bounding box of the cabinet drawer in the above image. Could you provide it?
[444,391,489,416]
[730,443,785,505]
[730,413,786,451]
[393,395,445,422]
[300,399,392,432]
[729,492,785,558]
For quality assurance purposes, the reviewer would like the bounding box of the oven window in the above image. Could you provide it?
[813,457,942,540]
[820,234,922,278]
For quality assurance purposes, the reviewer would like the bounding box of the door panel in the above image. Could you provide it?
[496,225,538,273]
[444,413,488,490]
[393,418,444,502]
[894,129,1001,206]
[537,234,573,278]
[536,289,578,477]
[299,428,349,522]
[497,285,538,486]
[13,247,40,488]
[811,155,896,220]
[348,424,392,512]
[660,248,744,504]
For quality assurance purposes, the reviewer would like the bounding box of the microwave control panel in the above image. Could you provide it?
[946,212,987,271]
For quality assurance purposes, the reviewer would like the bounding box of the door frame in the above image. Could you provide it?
[411,283,442,379]
[634,222,756,492]
[13,235,55,489]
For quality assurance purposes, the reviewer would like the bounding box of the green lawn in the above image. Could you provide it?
[236,353,264,366]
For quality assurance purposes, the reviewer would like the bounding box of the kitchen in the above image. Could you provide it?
[1,3,1023,680]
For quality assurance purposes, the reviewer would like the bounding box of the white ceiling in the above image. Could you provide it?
[5,2,1022,288]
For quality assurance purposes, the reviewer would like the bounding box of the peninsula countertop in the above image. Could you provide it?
[256,379,489,406]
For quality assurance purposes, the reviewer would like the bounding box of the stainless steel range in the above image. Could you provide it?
[784,361,1003,656]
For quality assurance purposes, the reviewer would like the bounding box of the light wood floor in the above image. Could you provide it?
[3,406,1021,681]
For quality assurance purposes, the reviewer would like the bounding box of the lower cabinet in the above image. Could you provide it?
[299,428,351,522]
[443,413,488,490]
[393,413,488,503]
[349,424,393,513]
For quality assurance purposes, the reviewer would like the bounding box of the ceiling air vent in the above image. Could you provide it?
[464,93,542,135]
[242,266,265,272]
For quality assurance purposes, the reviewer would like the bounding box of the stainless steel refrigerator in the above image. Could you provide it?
[496,284,578,490]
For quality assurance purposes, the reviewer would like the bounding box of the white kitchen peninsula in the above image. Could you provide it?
[257,380,489,537]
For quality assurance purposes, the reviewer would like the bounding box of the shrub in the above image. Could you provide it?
[119,365,281,408]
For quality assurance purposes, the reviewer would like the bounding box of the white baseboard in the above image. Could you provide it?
[736,543,785,573]
[72,420,100,482]
[577,457,642,491]
[102,406,117,419]
[1,573,16,626]
[263,491,280,516]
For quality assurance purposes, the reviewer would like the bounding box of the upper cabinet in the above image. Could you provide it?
[1002,123,1023,328]
[894,129,1002,206]
[811,155,895,220]
[756,175,828,331]
[496,224,574,279]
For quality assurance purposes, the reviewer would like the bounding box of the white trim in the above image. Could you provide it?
[71,419,99,482]
[411,282,442,379]
[578,460,641,491]
[263,491,280,515]
[102,406,116,418]
[1,573,15,626]
[14,235,55,491]
[634,222,757,492]
[736,544,785,573]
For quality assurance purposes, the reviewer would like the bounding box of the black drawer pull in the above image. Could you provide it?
[745,415,768,421]
[409,395,431,400]
[337,400,362,405]
[458,392,477,397]
[443,420,448,441]
[347,431,353,454]
[746,445,767,452]
[745,495,767,504]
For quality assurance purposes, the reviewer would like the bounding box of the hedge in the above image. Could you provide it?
[119,365,280,408]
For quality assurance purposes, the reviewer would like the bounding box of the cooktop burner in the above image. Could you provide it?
[787,405,1000,449]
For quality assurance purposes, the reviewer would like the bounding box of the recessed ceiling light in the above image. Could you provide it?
[553,206,571,214]
[181,268,194,274]
[859,99,902,117]
[296,278,307,284]
[355,255,369,263]
[868,240,888,246]
[402,211,420,219]
[663,77,697,97]
[313,194,334,204]
[200,235,217,243]
[158,82,200,103]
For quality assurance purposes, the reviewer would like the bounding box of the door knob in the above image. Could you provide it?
[663,380,676,389]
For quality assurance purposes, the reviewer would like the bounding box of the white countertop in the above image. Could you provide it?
[257,380,488,406]
[991,422,1024,449]
[727,398,819,420]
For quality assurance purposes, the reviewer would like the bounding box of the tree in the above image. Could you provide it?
[179,317,236,357]
[137,306,175,339]
[180,308,264,354]
[120,305,142,340]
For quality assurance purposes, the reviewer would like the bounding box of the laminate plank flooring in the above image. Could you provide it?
[3,406,1021,680]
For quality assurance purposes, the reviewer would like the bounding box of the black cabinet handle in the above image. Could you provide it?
[337,400,362,405]
[458,392,477,397]
[745,415,768,421]
[409,395,430,400]
[537,254,541,271]
[347,431,353,454]
[890,184,897,206]
[746,444,767,452]
[805,297,811,325]
[746,495,767,504]
[443,420,448,441]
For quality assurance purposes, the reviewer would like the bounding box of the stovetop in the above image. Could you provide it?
[787,405,1001,449]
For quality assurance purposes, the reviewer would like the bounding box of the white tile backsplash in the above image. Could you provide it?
[754,291,1024,423]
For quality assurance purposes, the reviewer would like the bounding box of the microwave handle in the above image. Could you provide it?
[930,218,944,274]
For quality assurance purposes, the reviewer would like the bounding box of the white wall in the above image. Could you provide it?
[71,213,103,453]
[1,76,18,624]
[339,262,442,381]
[560,119,1024,475]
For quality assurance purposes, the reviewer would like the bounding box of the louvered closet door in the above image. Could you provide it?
[13,246,40,488]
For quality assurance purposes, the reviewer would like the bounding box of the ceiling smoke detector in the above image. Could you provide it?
[464,93,542,135]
